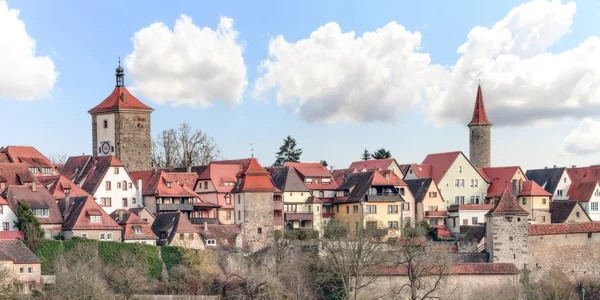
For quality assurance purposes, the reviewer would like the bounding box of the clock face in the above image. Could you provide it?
[101,142,111,155]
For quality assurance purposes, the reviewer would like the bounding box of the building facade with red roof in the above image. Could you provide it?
[61,196,123,241]
[110,209,157,245]
[286,162,339,223]
[566,181,600,221]
[0,146,58,176]
[517,180,552,223]
[61,155,143,214]
[347,158,403,178]
[194,162,243,224]
[89,61,153,172]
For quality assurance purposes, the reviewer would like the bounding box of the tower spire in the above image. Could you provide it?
[468,84,492,168]
[115,57,124,87]
[468,85,492,126]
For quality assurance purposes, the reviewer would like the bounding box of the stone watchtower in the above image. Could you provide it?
[88,59,154,172]
[468,85,492,168]
[233,158,278,252]
[485,187,529,269]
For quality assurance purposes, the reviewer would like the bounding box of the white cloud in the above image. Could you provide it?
[253,22,443,123]
[426,0,600,126]
[560,118,600,155]
[0,1,57,100]
[126,16,247,108]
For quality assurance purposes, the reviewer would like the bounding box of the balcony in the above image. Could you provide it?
[274,217,284,227]
[285,212,313,221]
[366,194,401,202]
[322,212,331,218]
[158,203,194,211]
[274,201,284,210]
[190,218,220,225]
[425,211,447,218]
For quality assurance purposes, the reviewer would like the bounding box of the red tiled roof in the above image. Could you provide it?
[132,170,198,198]
[197,224,243,251]
[468,85,492,126]
[61,155,124,195]
[0,163,36,194]
[166,172,198,189]
[0,231,24,240]
[421,152,462,184]
[566,166,600,183]
[380,170,406,186]
[448,204,492,212]
[110,209,157,240]
[567,181,599,202]
[332,168,357,186]
[348,159,396,173]
[489,188,528,216]
[47,175,91,200]
[197,163,242,193]
[286,162,332,178]
[519,180,552,197]
[234,158,278,192]
[88,86,153,114]
[408,163,432,178]
[528,222,600,236]
[372,171,393,186]
[370,263,519,276]
[480,166,522,197]
[476,168,491,183]
[0,146,56,175]
[62,196,122,230]
[399,164,411,175]
[5,185,63,224]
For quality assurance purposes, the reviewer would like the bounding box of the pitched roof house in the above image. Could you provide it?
[40,175,91,201]
[405,178,446,225]
[525,167,571,200]
[151,212,202,249]
[0,163,36,234]
[4,184,62,239]
[549,201,591,224]
[197,224,244,251]
[61,196,123,241]
[0,239,42,294]
[194,161,245,224]
[566,181,600,221]
[61,155,142,213]
[348,159,403,178]
[0,146,57,176]
[110,209,157,245]
[478,166,527,198]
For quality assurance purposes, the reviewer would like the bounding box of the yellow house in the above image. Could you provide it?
[405,178,446,225]
[332,171,407,235]
[518,181,552,223]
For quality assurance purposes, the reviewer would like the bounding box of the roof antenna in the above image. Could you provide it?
[251,143,254,158]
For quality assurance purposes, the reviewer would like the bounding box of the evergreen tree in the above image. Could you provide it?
[372,148,392,159]
[274,136,303,166]
[14,202,44,251]
[361,149,371,161]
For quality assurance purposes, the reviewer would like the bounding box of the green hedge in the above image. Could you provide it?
[161,246,183,271]
[36,239,162,279]
[284,229,320,240]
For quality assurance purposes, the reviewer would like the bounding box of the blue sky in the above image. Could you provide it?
[2,0,600,170]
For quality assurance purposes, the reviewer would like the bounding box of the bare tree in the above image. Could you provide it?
[222,253,282,300]
[48,152,68,164]
[320,218,387,300]
[104,252,149,299]
[152,122,222,168]
[390,225,453,300]
[0,263,18,300]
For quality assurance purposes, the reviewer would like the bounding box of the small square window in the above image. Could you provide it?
[257,227,262,234]
[107,233,112,240]
[27,267,32,274]
[19,267,24,274]
[81,233,87,238]
[114,167,119,174]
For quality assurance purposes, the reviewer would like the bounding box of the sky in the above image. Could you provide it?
[1,0,600,171]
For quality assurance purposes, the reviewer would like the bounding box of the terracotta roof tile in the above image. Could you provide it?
[110,209,157,240]
[5,185,63,224]
[370,263,519,276]
[528,222,600,236]
[566,166,600,183]
[348,159,397,173]
[47,175,91,200]
[132,170,198,198]
[488,188,528,216]
[197,163,242,193]
[89,86,153,113]
[0,146,56,175]
[372,171,393,186]
[62,196,122,230]
[285,162,332,178]
[408,163,432,179]
[480,166,522,196]
[422,152,462,184]
[0,163,36,194]
[332,168,357,186]
[61,155,124,195]
[567,181,599,202]
[380,170,406,186]
[0,240,41,264]
[468,85,492,126]
[234,158,278,192]
[519,180,552,197]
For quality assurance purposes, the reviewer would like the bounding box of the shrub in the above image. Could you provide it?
[284,229,319,240]
[161,246,183,270]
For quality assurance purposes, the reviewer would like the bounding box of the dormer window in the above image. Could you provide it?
[114,167,119,175]
[206,239,216,246]
[322,178,331,184]
[42,168,52,175]
[33,209,49,218]
[0,182,4,189]
[90,215,101,223]
[29,167,38,174]
[166,181,172,188]
[64,188,71,195]
[134,226,142,234]
[305,178,313,184]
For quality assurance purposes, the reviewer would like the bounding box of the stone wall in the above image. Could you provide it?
[486,215,528,269]
[115,111,152,172]
[243,192,274,252]
[451,252,489,263]
[528,232,600,281]
[468,124,491,168]
[531,210,551,224]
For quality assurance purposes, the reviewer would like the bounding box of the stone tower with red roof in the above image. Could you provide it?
[485,187,529,269]
[89,60,153,172]
[468,85,492,168]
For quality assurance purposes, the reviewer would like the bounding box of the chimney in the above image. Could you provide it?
[187,166,192,173]
[572,165,577,168]
[59,195,72,216]
[203,222,208,232]
[511,179,518,196]
[119,209,123,221]
[31,181,36,192]
[137,179,143,207]
[553,165,557,168]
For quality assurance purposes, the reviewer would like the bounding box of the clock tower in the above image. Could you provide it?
[89,59,154,172]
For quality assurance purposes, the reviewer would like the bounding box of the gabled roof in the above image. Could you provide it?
[89,86,153,114]
[0,240,41,264]
[405,178,433,202]
[62,196,122,230]
[407,164,432,179]
[348,159,400,175]
[285,162,332,178]
[525,167,565,194]
[5,185,63,224]
[372,171,393,186]
[233,158,278,192]
[528,222,600,236]
[480,166,523,197]
[380,170,406,186]
[131,170,198,198]
[46,175,91,200]
[468,85,492,126]
[399,164,411,175]
[421,151,463,184]
[265,166,309,192]
[567,181,598,202]
[198,224,243,251]
[549,201,590,223]
[519,181,551,197]
[152,212,197,245]
[61,155,125,195]
[0,163,36,190]
[487,188,528,216]
[336,171,401,204]
[110,209,158,240]
[566,166,600,183]
[197,163,243,193]
[165,172,198,189]
[331,168,356,186]
[0,146,56,173]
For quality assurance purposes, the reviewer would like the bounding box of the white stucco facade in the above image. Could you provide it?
[437,155,489,209]
[91,166,143,214]
[552,170,571,201]
[0,205,18,231]
[447,209,488,234]
[584,183,600,221]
